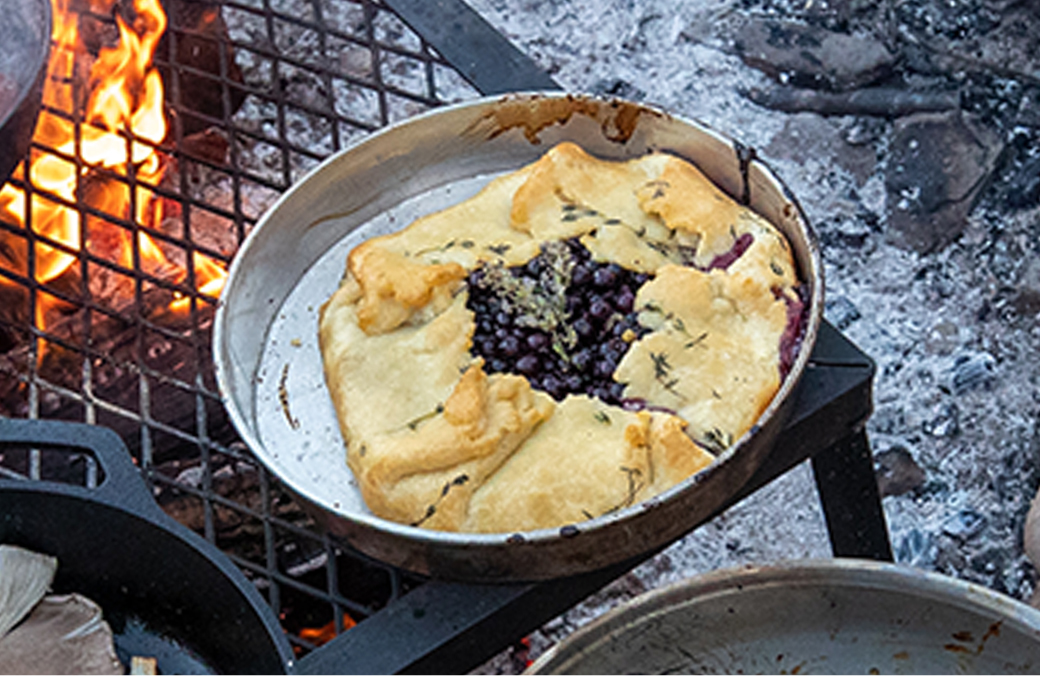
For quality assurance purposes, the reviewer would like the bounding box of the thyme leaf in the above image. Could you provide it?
[702,427,732,454]
[685,332,709,349]
[412,473,469,527]
[405,403,444,431]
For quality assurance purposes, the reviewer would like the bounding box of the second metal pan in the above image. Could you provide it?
[214,92,823,581]
[0,0,49,186]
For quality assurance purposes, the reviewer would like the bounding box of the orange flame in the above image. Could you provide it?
[295,615,357,654]
[0,0,227,326]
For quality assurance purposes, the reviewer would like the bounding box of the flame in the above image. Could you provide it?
[0,0,227,326]
[295,615,357,653]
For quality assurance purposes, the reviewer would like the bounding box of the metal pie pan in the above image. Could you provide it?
[213,92,823,581]
[527,559,1040,674]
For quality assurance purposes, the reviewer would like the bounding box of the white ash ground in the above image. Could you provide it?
[463,0,1040,671]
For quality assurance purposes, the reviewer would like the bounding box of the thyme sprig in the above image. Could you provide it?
[472,240,578,359]
[649,350,684,398]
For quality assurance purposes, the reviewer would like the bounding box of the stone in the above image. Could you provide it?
[874,446,926,497]
[1013,258,1040,316]
[942,509,987,542]
[949,351,996,395]
[825,295,861,330]
[884,112,1003,253]
[590,78,646,102]
[764,113,877,185]
[924,320,960,356]
[923,402,959,438]
[1026,486,1040,572]
[895,528,938,568]
[732,18,896,91]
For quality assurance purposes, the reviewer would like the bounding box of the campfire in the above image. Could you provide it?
[0,0,241,452]
[0,0,402,655]
[0,0,228,337]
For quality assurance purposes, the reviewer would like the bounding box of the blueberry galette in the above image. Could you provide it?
[318,142,804,533]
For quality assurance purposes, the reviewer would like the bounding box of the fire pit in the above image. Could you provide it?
[0,0,892,670]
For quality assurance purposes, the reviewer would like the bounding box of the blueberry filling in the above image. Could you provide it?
[465,232,807,406]
[466,238,650,404]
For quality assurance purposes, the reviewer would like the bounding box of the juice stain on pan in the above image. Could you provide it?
[473,94,664,145]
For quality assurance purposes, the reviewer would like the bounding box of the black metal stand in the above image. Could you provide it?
[298,321,892,674]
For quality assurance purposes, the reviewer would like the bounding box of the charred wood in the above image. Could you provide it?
[744,86,959,118]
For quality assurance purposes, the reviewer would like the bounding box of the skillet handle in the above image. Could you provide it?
[0,417,164,518]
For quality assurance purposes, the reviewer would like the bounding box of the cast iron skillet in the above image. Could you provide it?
[0,0,50,185]
[0,418,355,674]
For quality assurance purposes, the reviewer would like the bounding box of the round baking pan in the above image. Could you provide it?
[214,92,823,581]
[0,0,50,186]
[0,417,366,674]
[527,559,1040,674]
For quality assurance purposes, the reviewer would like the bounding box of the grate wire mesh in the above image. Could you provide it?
[0,0,480,654]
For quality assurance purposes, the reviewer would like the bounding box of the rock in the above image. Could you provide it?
[895,529,938,568]
[968,547,1006,576]
[732,18,896,91]
[949,351,996,395]
[764,113,877,185]
[591,78,646,102]
[885,112,1003,253]
[874,446,926,497]
[1013,258,1040,316]
[924,320,960,356]
[825,295,861,330]
[1026,487,1040,572]
[842,116,887,146]
[818,213,877,250]
[923,402,959,438]
[942,508,987,542]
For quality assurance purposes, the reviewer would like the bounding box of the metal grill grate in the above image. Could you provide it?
[0,0,480,655]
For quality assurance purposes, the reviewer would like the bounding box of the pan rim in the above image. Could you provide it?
[0,0,51,129]
[526,557,1040,674]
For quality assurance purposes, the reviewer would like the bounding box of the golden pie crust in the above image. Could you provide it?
[318,142,800,533]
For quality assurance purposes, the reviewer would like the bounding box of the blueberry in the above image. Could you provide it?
[615,287,635,312]
[499,335,520,356]
[572,349,593,372]
[590,298,612,320]
[527,332,549,352]
[593,264,619,288]
[572,263,592,286]
[573,317,594,338]
[516,354,540,375]
[542,374,563,398]
[489,358,508,372]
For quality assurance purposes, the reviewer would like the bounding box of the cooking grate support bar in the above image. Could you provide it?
[298,321,892,674]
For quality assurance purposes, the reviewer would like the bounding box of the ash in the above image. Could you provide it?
[461,0,1040,671]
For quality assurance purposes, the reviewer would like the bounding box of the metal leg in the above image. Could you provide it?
[811,428,893,561]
